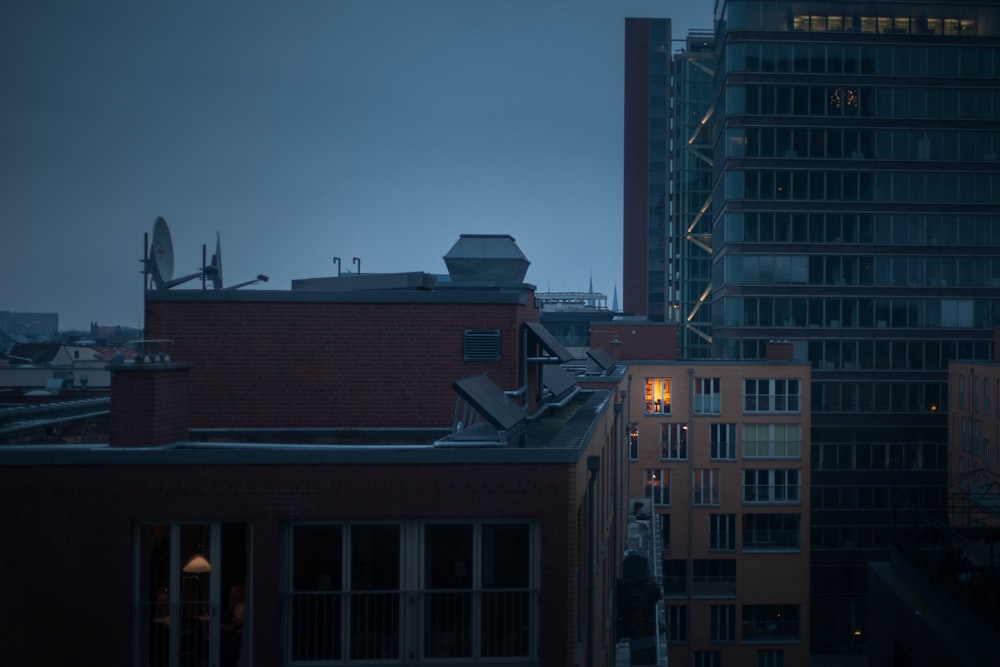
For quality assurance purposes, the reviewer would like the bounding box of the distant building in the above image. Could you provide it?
[0,310,58,339]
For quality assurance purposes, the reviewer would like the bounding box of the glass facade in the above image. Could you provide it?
[670,32,716,357]
[709,0,1000,655]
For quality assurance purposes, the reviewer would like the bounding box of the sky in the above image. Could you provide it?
[0,0,712,332]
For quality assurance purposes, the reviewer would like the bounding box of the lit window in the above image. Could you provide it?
[134,522,251,667]
[645,378,672,414]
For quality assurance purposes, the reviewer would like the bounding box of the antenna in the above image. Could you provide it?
[203,232,223,289]
[142,216,266,290]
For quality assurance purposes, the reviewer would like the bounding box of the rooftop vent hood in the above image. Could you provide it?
[443,234,530,283]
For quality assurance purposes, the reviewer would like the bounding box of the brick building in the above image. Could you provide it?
[0,235,629,667]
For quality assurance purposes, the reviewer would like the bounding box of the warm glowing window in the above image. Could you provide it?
[645,378,672,414]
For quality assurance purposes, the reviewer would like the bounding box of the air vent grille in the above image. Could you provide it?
[464,329,501,362]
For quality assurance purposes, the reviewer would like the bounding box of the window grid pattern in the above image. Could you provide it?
[743,513,801,551]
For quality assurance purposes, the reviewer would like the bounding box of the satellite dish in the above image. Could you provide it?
[205,232,224,289]
[149,217,175,288]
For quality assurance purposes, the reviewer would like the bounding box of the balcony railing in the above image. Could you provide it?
[287,588,535,662]
[692,575,737,597]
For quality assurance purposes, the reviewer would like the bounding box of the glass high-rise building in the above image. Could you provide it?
[708,0,1000,654]
[627,0,1000,656]
[624,18,671,321]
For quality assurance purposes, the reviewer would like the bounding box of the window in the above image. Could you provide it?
[743,423,802,458]
[743,605,800,642]
[695,651,721,667]
[628,425,639,461]
[463,329,501,361]
[711,423,738,460]
[695,378,722,414]
[286,521,536,662]
[743,513,801,550]
[661,423,688,460]
[959,374,966,408]
[694,559,736,596]
[693,468,721,506]
[661,514,671,553]
[710,514,736,551]
[664,605,687,642]
[758,649,785,667]
[646,468,671,506]
[743,469,800,503]
[710,605,736,642]
[135,522,251,667]
[663,560,687,596]
[744,378,801,412]
[645,378,672,414]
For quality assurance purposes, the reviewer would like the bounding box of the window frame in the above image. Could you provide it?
[645,377,672,415]
[694,377,722,415]
[743,469,801,504]
[744,378,802,413]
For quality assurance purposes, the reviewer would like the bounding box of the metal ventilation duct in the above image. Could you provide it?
[443,234,530,283]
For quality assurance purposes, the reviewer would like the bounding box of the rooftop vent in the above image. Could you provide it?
[443,234,530,283]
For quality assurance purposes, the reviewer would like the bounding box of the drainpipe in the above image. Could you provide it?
[587,455,601,667]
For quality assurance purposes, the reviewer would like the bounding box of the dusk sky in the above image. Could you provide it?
[0,1,711,332]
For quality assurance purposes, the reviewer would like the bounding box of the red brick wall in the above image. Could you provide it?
[0,460,579,666]
[108,364,192,446]
[590,322,679,361]
[143,299,539,428]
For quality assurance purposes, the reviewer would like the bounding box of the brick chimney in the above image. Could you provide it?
[108,360,192,447]
[765,340,795,361]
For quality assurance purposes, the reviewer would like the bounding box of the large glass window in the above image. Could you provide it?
[285,521,536,663]
[135,522,250,667]
[743,469,801,504]
[744,379,801,413]
[743,514,801,551]
[743,423,802,458]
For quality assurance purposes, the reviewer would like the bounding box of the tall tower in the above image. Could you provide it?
[670,31,716,358]
[623,18,671,321]
[709,0,1000,655]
